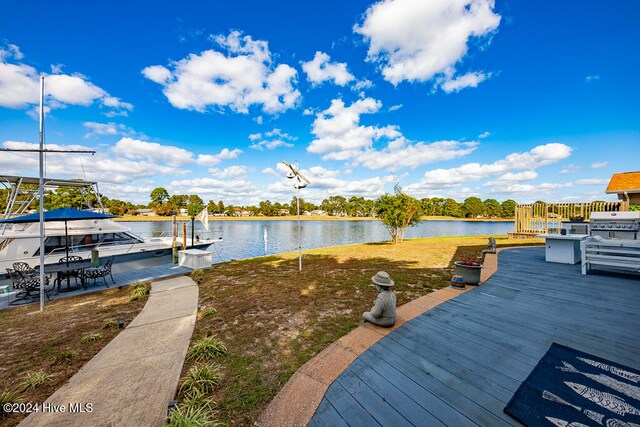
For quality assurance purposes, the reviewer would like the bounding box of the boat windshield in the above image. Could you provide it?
[33,232,143,256]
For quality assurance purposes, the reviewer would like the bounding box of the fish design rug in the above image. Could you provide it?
[504,343,640,427]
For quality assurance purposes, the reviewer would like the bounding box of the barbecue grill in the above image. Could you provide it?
[589,211,640,240]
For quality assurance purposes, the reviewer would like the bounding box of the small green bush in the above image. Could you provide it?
[166,405,222,427]
[200,307,216,319]
[81,333,103,343]
[21,371,51,390]
[51,350,78,365]
[102,319,118,329]
[0,390,23,416]
[187,337,228,362]
[179,363,222,398]
[130,282,151,301]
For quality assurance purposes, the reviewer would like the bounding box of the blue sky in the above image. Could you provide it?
[1,0,638,205]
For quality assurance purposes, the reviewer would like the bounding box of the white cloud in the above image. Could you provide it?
[406,143,573,193]
[388,104,403,112]
[249,128,296,150]
[196,148,243,166]
[168,177,261,204]
[478,131,491,139]
[354,0,500,92]
[586,75,600,82]
[559,163,580,174]
[0,140,184,185]
[575,178,608,186]
[0,43,133,114]
[484,171,538,186]
[591,161,608,168]
[83,122,138,139]
[440,71,491,93]
[267,165,396,199]
[142,30,301,114]
[494,182,574,194]
[307,97,477,170]
[352,79,373,91]
[113,137,194,167]
[301,51,355,87]
[208,165,249,178]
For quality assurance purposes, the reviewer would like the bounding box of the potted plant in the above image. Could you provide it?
[454,255,483,286]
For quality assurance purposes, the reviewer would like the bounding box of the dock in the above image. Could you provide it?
[310,247,640,426]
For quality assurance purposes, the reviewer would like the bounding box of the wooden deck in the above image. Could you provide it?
[310,247,640,426]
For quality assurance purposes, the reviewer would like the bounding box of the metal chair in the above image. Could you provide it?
[84,259,115,287]
[58,256,84,289]
[10,263,51,304]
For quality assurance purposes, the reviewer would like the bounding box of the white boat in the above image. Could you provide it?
[0,175,221,276]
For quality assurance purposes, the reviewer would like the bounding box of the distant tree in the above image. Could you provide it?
[168,194,188,209]
[321,195,347,216]
[463,197,485,218]
[420,198,435,216]
[258,200,275,216]
[45,184,100,210]
[150,187,169,206]
[188,194,204,206]
[375,186,423,244]
[501,199,517,218]
[154,203,175,216]
[443,198,463,217]
[483,199,502,218]
[187,203,203,217]
[224,205,236,217]
[217,200,225,213]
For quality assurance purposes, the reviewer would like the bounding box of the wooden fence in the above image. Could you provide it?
[512,201,629,236]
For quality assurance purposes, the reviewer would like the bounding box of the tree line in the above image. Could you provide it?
[142,187,518,219]
[0,184,518,219]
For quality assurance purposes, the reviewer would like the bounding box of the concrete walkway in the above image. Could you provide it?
[20,276,198,427]
[258,250,504,427]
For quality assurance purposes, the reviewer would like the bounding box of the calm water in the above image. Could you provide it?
[126,219,514,263]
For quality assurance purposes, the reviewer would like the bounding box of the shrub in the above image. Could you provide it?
[200,307,216,319]
[179,364,222,398]
[187,337,228,362]
[180,388,216,411]
[166,405,222,427]
[21,371,51,390]
[81,333,103,343]
[51,350,78,365]
[103,319,118,329]
[0,390,23,416]
[130,282,151,301]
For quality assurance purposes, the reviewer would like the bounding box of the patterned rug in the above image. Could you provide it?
[504,343,640,427]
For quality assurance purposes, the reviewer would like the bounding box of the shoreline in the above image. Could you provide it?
[114,215,515,223]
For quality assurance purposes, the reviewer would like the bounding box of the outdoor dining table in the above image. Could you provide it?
[36,260,93,292]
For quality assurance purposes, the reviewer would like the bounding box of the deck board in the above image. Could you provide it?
[310,246,640,426]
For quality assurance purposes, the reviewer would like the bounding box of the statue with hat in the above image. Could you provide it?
[361,271,397,327]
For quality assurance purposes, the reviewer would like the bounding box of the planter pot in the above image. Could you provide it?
[454,261,483,286]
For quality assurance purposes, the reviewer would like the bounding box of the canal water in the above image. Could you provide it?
[126,220,514,263]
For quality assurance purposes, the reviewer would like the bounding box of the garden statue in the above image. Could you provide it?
[477,236,497,260]
[361,271,397,327]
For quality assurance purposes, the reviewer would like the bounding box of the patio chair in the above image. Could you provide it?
[58,256,84,289]
[84,259,115,287]
[10,263,52,304]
